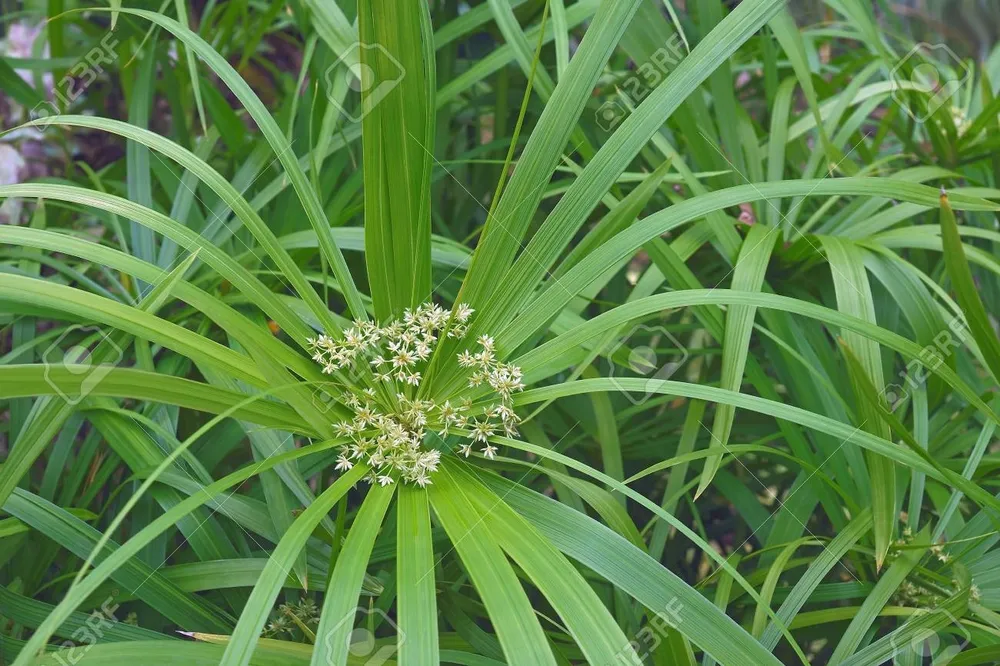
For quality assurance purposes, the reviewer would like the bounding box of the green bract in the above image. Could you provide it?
[1,2,999,666]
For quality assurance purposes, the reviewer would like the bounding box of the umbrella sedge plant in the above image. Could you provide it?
[1,0,1000,664]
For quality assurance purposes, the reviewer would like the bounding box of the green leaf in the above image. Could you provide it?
[501,178,999,353]
[698,223,778,497]
[839,564,971,666]
[489,435,807,662]
[217,466,367,666]
[0,58,45,108]
[0,182,315,344]
[445,462,637,665]
[475,0,785,336]
[0,365,307,433]
[18,114,336,339]
[828,529,929,663]
[455,0,643,312]
[95,7,367,321]
[358,0,434,318]
[758,510,872,649]
[429,470,558,666]
[821,236,896,569]
[514,377,1000,517]
[309,484,395,666]
[481,471,784,665]
[396,486,438,666]
[939,190,1000,384]
[4,489,234,636]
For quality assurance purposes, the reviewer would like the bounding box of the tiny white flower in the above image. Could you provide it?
[392,349,416,368]
[471,418,495,443]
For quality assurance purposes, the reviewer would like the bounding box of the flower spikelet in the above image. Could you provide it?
[307,303,521,485]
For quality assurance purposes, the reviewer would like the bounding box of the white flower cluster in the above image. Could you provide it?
[307,303,523,486]
[952,106,973,137]
[308,302,474,386]
[456,334,524,458]
[333,390,443,487]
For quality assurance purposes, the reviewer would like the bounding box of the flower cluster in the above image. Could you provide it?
[307,303,524,486]
[892,578,934,606]
[333,390,443,487]
[930,543,952,564]
[263,598,319,640]
[308,302,474,386]
[456,334,524,458]
[952,106,974,137]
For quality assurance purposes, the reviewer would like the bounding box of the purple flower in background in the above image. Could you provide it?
[4,22,53,93]
[0,144,27,224]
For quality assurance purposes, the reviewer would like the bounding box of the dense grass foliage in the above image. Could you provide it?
[1,0,1000,664]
